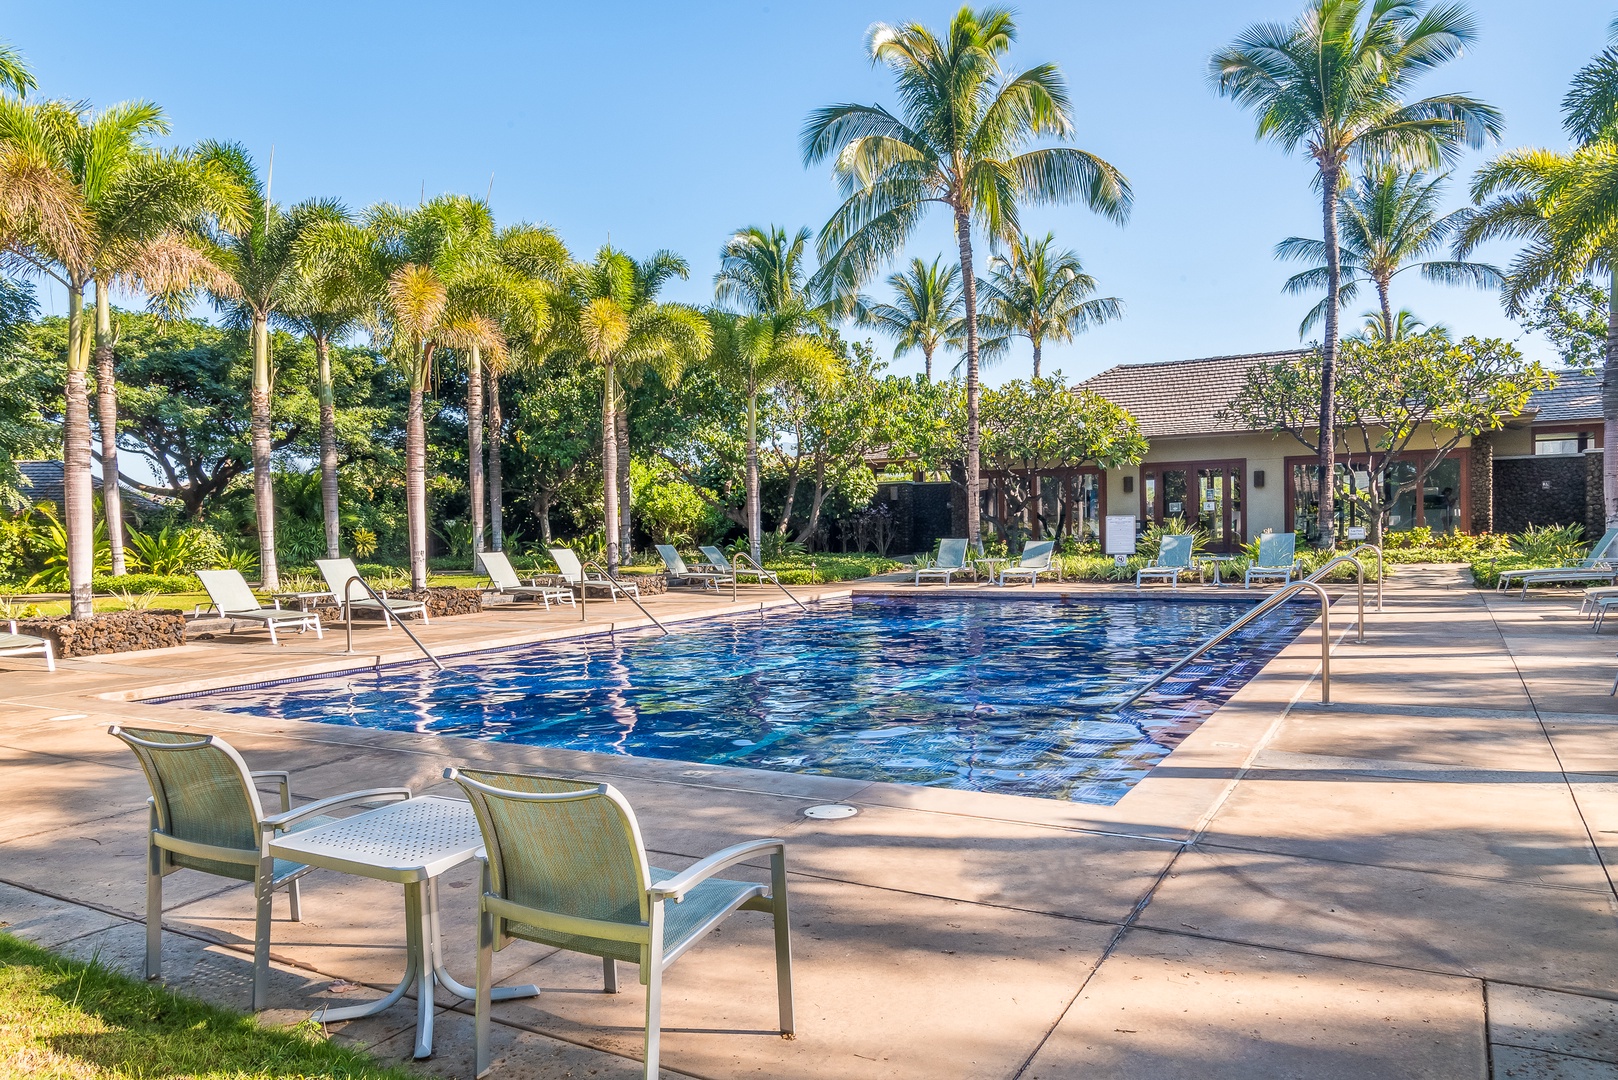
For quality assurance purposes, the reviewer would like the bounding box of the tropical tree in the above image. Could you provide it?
[803,6,1131,553]
[854,256,963,380]
[552,246,709,573]
[1278,166,1500,340]
[191,141,336,591]
[1211,0,1501,545]
[1459,37,1618,528]
[979,232,1121,378]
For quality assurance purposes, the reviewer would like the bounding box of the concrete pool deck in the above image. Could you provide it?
[2,567,1617,1078]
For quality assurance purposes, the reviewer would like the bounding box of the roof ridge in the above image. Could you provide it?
[1082,348,1311,383]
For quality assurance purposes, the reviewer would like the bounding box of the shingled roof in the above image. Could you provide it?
[1076,349,1311,438]
[1528,370,1603,424]
[16,460,165,514]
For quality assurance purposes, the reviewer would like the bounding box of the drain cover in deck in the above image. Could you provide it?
[802,803,859,820]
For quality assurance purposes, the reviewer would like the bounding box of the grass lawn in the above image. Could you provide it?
[0,932,414,1079]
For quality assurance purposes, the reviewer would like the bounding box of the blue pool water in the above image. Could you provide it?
[156,596,1310,805]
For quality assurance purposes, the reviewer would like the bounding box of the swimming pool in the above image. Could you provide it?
[156,595,1311,805]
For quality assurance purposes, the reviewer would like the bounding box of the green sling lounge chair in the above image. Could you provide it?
[445,767,793,1080]
[196,570,324,645]
[915,538,972,586]
[315,558,429,627]
[996,539,1059,587]
[109,725,411,1011]
[550,546,640,601]
[477,550,575,610]
[1497,527,1618,597]
[1246,533,1300,588]
[656,544,733,590]
[1136,534,1195,589]
[0,619,53,671]
[699,544,781,587]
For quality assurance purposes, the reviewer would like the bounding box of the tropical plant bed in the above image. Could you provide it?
[17,610,186,657]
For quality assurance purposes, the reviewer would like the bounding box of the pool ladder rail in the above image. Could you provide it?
[727,551,808,611]
[577,559,672,636]
[338,575,445,672]
[1112,544,1381,712]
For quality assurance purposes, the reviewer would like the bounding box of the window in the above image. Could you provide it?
[1535,431,1591,456]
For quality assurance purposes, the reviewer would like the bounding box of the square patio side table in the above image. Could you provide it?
[268,795,538,1059]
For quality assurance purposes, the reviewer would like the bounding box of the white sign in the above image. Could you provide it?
[1346,526,1367,541]
[1105,515,1137,555]
[1202,500,1216,512]
[1168,501,1182,513]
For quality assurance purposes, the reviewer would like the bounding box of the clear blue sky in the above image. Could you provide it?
[5,0,1612,383]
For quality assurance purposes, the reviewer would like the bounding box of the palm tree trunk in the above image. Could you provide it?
[1604,268,1618,529]
[406,356,429,592]
[93,282,127,576]
[1032,338,1042,380]
[923,344,933,381]
[64,283,95,621]
[1377,276,1395,344]
[250,312,279,590]
[602,360,621,573]
[955,202,983,553]
[1316,166,1342,549]
[316,334,340,559]
[747,385,762,567]
[467,343,485,568]
[488,369,504,551]
[615,390,631,560]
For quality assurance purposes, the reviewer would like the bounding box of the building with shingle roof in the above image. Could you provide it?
[15,460,167,517]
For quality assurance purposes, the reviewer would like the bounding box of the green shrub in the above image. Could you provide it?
[92,573,199,595]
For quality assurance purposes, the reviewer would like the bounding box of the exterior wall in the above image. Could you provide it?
[1470,434,1494,534]
[1492,454,1586,533]
[1491,425,1535,457]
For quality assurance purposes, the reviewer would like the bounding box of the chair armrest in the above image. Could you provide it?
[260,787,412,830]
[251,770,292,813]
[650,838,786,903]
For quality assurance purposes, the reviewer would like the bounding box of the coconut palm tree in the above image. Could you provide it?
[1355,307,1441,342]
[854,256,963,380]
[552,247,710,573]
[1458,40,1618,528]
[979,232,1121,378]
[1278,167,1500,341]
[803,6,1131,551]
[1211,0,1501,544]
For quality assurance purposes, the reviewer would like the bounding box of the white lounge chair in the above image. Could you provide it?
[915,538,972,586]
[1,619,54,671]
[1246,533,1301,588]
[656,544,733,590]
[1498,528,1618,598]
[315,558,429,627]
[478,550,575,610]
[700,544,781,586]
[1136,534,1195,589]
[196,569,323,645]
[550,547,640,601]
[996,539,1059,587]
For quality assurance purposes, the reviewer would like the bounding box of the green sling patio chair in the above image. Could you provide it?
[445,767,794,1080]
[1,619,53,671]
[915,538,972,586]
[196,570,324,645]
[1136,534,1195,590]
[477,550,576,610]
[315,557,430,627]
[1246,533,1301,588]
[656,544,733,590]
[109,725,412,1011]
[1496,527,1618,598]
[996,539,1059,587]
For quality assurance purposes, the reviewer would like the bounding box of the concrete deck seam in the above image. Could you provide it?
[430,999,716,1080]
[1483,978,1495,1079]
[1191,839,1615,895]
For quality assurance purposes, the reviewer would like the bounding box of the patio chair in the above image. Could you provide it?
[996,539,1059,587]
[196,570,324,645]
[1497,528,1618,598]
[550,546,640,601]
[108,725,412,1011]
[915,538,972,586]
[444,767,793,1080]
[1135,534,1195,590]
[1245,533,1301,588]
[315,558,429,627]
[656,544,733,590]
[0,619,53,671]
[478,550,575,610]
[700,544,782,587]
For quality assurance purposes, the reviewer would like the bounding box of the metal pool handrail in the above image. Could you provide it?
[728,551,808,611]
[1343,543,1383,611]
[1112,578,1335,711]
[1306,554,1366,643]
[577,559,670,636]
[340,575,443,671]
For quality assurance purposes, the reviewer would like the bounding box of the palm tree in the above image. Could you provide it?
[1355,307,1440,342]
[192,141,334,592]
[803,6,1131,551]
[553,247,710,573]
[1459,40,1618,528]
[1211,0,1501,544]
[854,256,963,380]
[0,41,35,97]
[979,232,1121,378]
[1278,167,1500,341]
[712,225,838,564]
